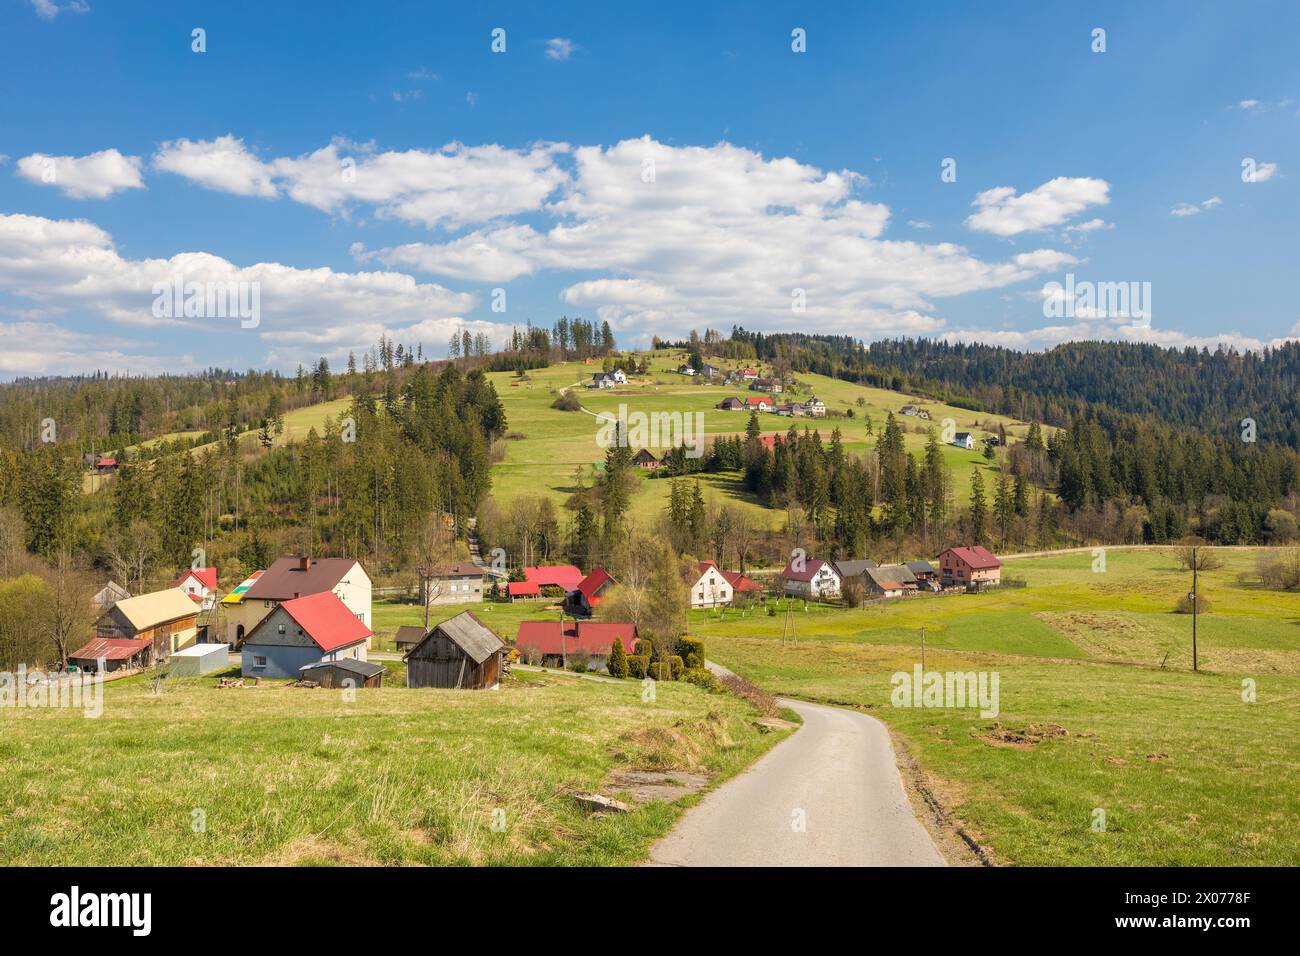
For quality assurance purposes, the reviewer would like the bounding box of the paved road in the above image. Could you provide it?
[648,697,946,867]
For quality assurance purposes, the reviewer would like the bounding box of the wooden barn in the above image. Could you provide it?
[393,625,426,653]
[299,658,385,689]
[405,611,505,690]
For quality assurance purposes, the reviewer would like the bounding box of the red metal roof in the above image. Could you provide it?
[745,396,771,406]
[782,558,831,582]
[576,567,614,600]
[722,570,763,592]
[276,591,372,652]
[176,567,218,591]
[523,565,585,591]
[943,546,1001,570]
[69,637,152,661]
[96,456,118,467]
[508,581,540,597]
[515,621,639,656]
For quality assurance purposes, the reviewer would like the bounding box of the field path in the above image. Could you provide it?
[648,692,946,867]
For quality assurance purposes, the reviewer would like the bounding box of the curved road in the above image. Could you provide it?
[648,698,946,867]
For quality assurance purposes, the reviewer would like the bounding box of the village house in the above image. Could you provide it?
[591,369,627,389]
[90,580,130,613]
[952,432,976,450]
[877,563,919,591]
[515,620,638,672]
[175,566,218,611]
[717,397,746,411]
[750,377,783,394]
[781,559,842,600]
[746,396,773,412]
[701,363,721,378]
[832,558,878,581]
[803,397,827,417]
[422,563,483,605]
[721,568,764,602]
[241,591,371,679]
[631,448,661,469]
[243,556,373,636]
[563,567,616,617]
[678,364,697,376]
[507,564,585,602]
[900,405,931,420]
[938,546,1002,590]
[405,611,505,690]
[220,570,264,646]
[863,566,907,599]
[300,658,385,689]
[687,560,733,608]
[95,587,200,658]
[741,368,759,380]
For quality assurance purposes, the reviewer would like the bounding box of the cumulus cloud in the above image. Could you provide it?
[1252,161,1279,182]
[940,320,1293,354]
[16,149,143,199]
[545,38,575,60]
[154,135,277,197]
[966,177,1110,236]
[0,211,476,371]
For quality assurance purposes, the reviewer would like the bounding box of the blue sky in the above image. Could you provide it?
[0,0,1296,377]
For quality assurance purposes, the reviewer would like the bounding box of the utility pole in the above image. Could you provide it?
[1191,547,1199,673]
[921,627,926,672]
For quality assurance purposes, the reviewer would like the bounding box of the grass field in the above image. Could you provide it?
[692,547,1300,865]
[0,666,788,866]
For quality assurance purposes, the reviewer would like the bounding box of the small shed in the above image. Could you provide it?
[299,658,385,689]
[169,642,231,676]
[393,625,426,653]
[405,611,505,690]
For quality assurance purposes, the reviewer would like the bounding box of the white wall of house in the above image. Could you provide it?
[689,568,733,608]
[333,562,373,629]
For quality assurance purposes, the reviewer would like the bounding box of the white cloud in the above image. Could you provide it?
[1171,196,1223,216]
[361,136,1079,340]
[0,211,476,371]
[0,321,190,378]
[16,149,144,199]
[30,0,88,20]
[1238,98,1263,111]
[1253,161,1279,182]
[1065,218,1113,233]
[1201,195,1223,209]
[154,135,278,197]
[941,320,1294,354]
[966,177,1110,236]
[545,38,575,61]
[907,220,932,229]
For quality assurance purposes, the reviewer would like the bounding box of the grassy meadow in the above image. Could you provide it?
[0,666,787,866]
[693,546,1300,865]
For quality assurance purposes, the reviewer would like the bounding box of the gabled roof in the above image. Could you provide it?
[412,611,504,664]
[109,588,200,631]
[270,591,372,652]
[221,571,264,605]
[906,560,936,575]
[943,546,1001,569]
[177,567,218,591]
[244,557,362,601]
[515,621,638,656]
[433,563,483,578]
[507,580,540,597]
[69,637,152,661]
[865,567,906,591]
[576,567,615,600]
[781,559,836,582]
[745,396,771,406]
[721,569,763,592]
[301,658,385,679]
[833,559,878,579]
[878,563,918,585]
[523,565,585,591]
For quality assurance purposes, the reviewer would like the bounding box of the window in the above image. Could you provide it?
[277,624,286,634]
[253,656,267,668]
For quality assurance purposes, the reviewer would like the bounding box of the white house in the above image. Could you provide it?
[243,556,374,644]
[678,365,697,376]
[952,432,975,450]
[591,369,627,389]
[803,397,827,418]
[781,559,842,600]
[175,567,218,611]
[687,560,733,608]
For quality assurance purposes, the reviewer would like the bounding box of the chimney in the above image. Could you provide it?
[299,556,310,572]
[293,592,300,599]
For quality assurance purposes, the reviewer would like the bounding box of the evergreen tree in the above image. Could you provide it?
[970,468,988,545]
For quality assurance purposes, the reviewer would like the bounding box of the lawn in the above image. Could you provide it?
[693,547,1300,865]
[371,597,552,651]
[0,666,788,866]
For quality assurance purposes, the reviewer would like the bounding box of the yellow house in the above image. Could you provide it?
[221,570,266,647]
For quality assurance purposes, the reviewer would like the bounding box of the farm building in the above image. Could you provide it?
[564,566,616,617]
[243,555,373,634]
[169,642,231,676]
[687,560,733,608]
[515,620,638,672]
[393,625,427,653]
[176,566,218,611]
[952,432,976,450]
[717,397,745,411]
[91,580,130,613]
[508,564,585,601]
[422,563,484,605]
[906,560,940,590]
[68,637,153,674]
[803,397,827,417]
[220,570,265,646]
[863,567,907,599]
[300,658,385,689]
[631,448,661,469]
[832,559,879,581]
[405,611,505,690]
[241,591,371,679]
[95,588,200,658]
[746,396,773,412]
[781,559,842,600]
[938,546,1002,590]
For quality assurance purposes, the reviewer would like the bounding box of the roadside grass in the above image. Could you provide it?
[0,668,788,866]
[695,547,1300,865]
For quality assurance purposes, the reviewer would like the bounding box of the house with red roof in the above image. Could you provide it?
[508,564,585,601]
[686,560,734,608]
[937,546,1002,590]
[564,567,616,617]
[745,395,773,412]
[515,620,639,671]
[781,558,842,600]
[176,566,218,611]
[240,591,372,679]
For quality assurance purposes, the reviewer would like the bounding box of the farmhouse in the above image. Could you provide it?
[422,563,483,605]
[591,369,627,388]
[300,658,385,689]
[803,397,827,417]
[746,396,773,412]
[938,546,1002,590]
[241,591,371,679]
[678,364,697,376]
[220,570,264,646]
[175,566,218,611]
[717,397,745,411]
[393,625,427,653]
[782,559,842,600]
[687,560,733,608]
[91,580,130,612]
[721,568,763,600]
[631,448,661,469]
[750,377,783,394]
[243,555,373,632]
[508,564,585,601]
[68,637,153,674]
[405,611,505,690]
[516,620,638,672]
[740,368,759,380]
[952,432,975,450]
[701,363,721,378]
[564,566,616,617]
[95,587,199,658]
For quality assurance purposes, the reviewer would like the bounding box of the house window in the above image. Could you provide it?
[277,624,286,634]
[253,656,267,668]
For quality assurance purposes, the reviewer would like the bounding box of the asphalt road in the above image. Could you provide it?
[648,697,947,867]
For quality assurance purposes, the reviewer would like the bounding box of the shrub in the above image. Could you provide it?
[626,656,648,679]
[682,667,721,692]
[1174,592,1210,615]
[685,652,703,670]
[550,391,583,412]
[635,638,654,660]
[568,650,591,672]
[649,661,674,681]
[767,605,777,617]
[676,636,705,662]
[607,639,629,679]
[667,655,684,680]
